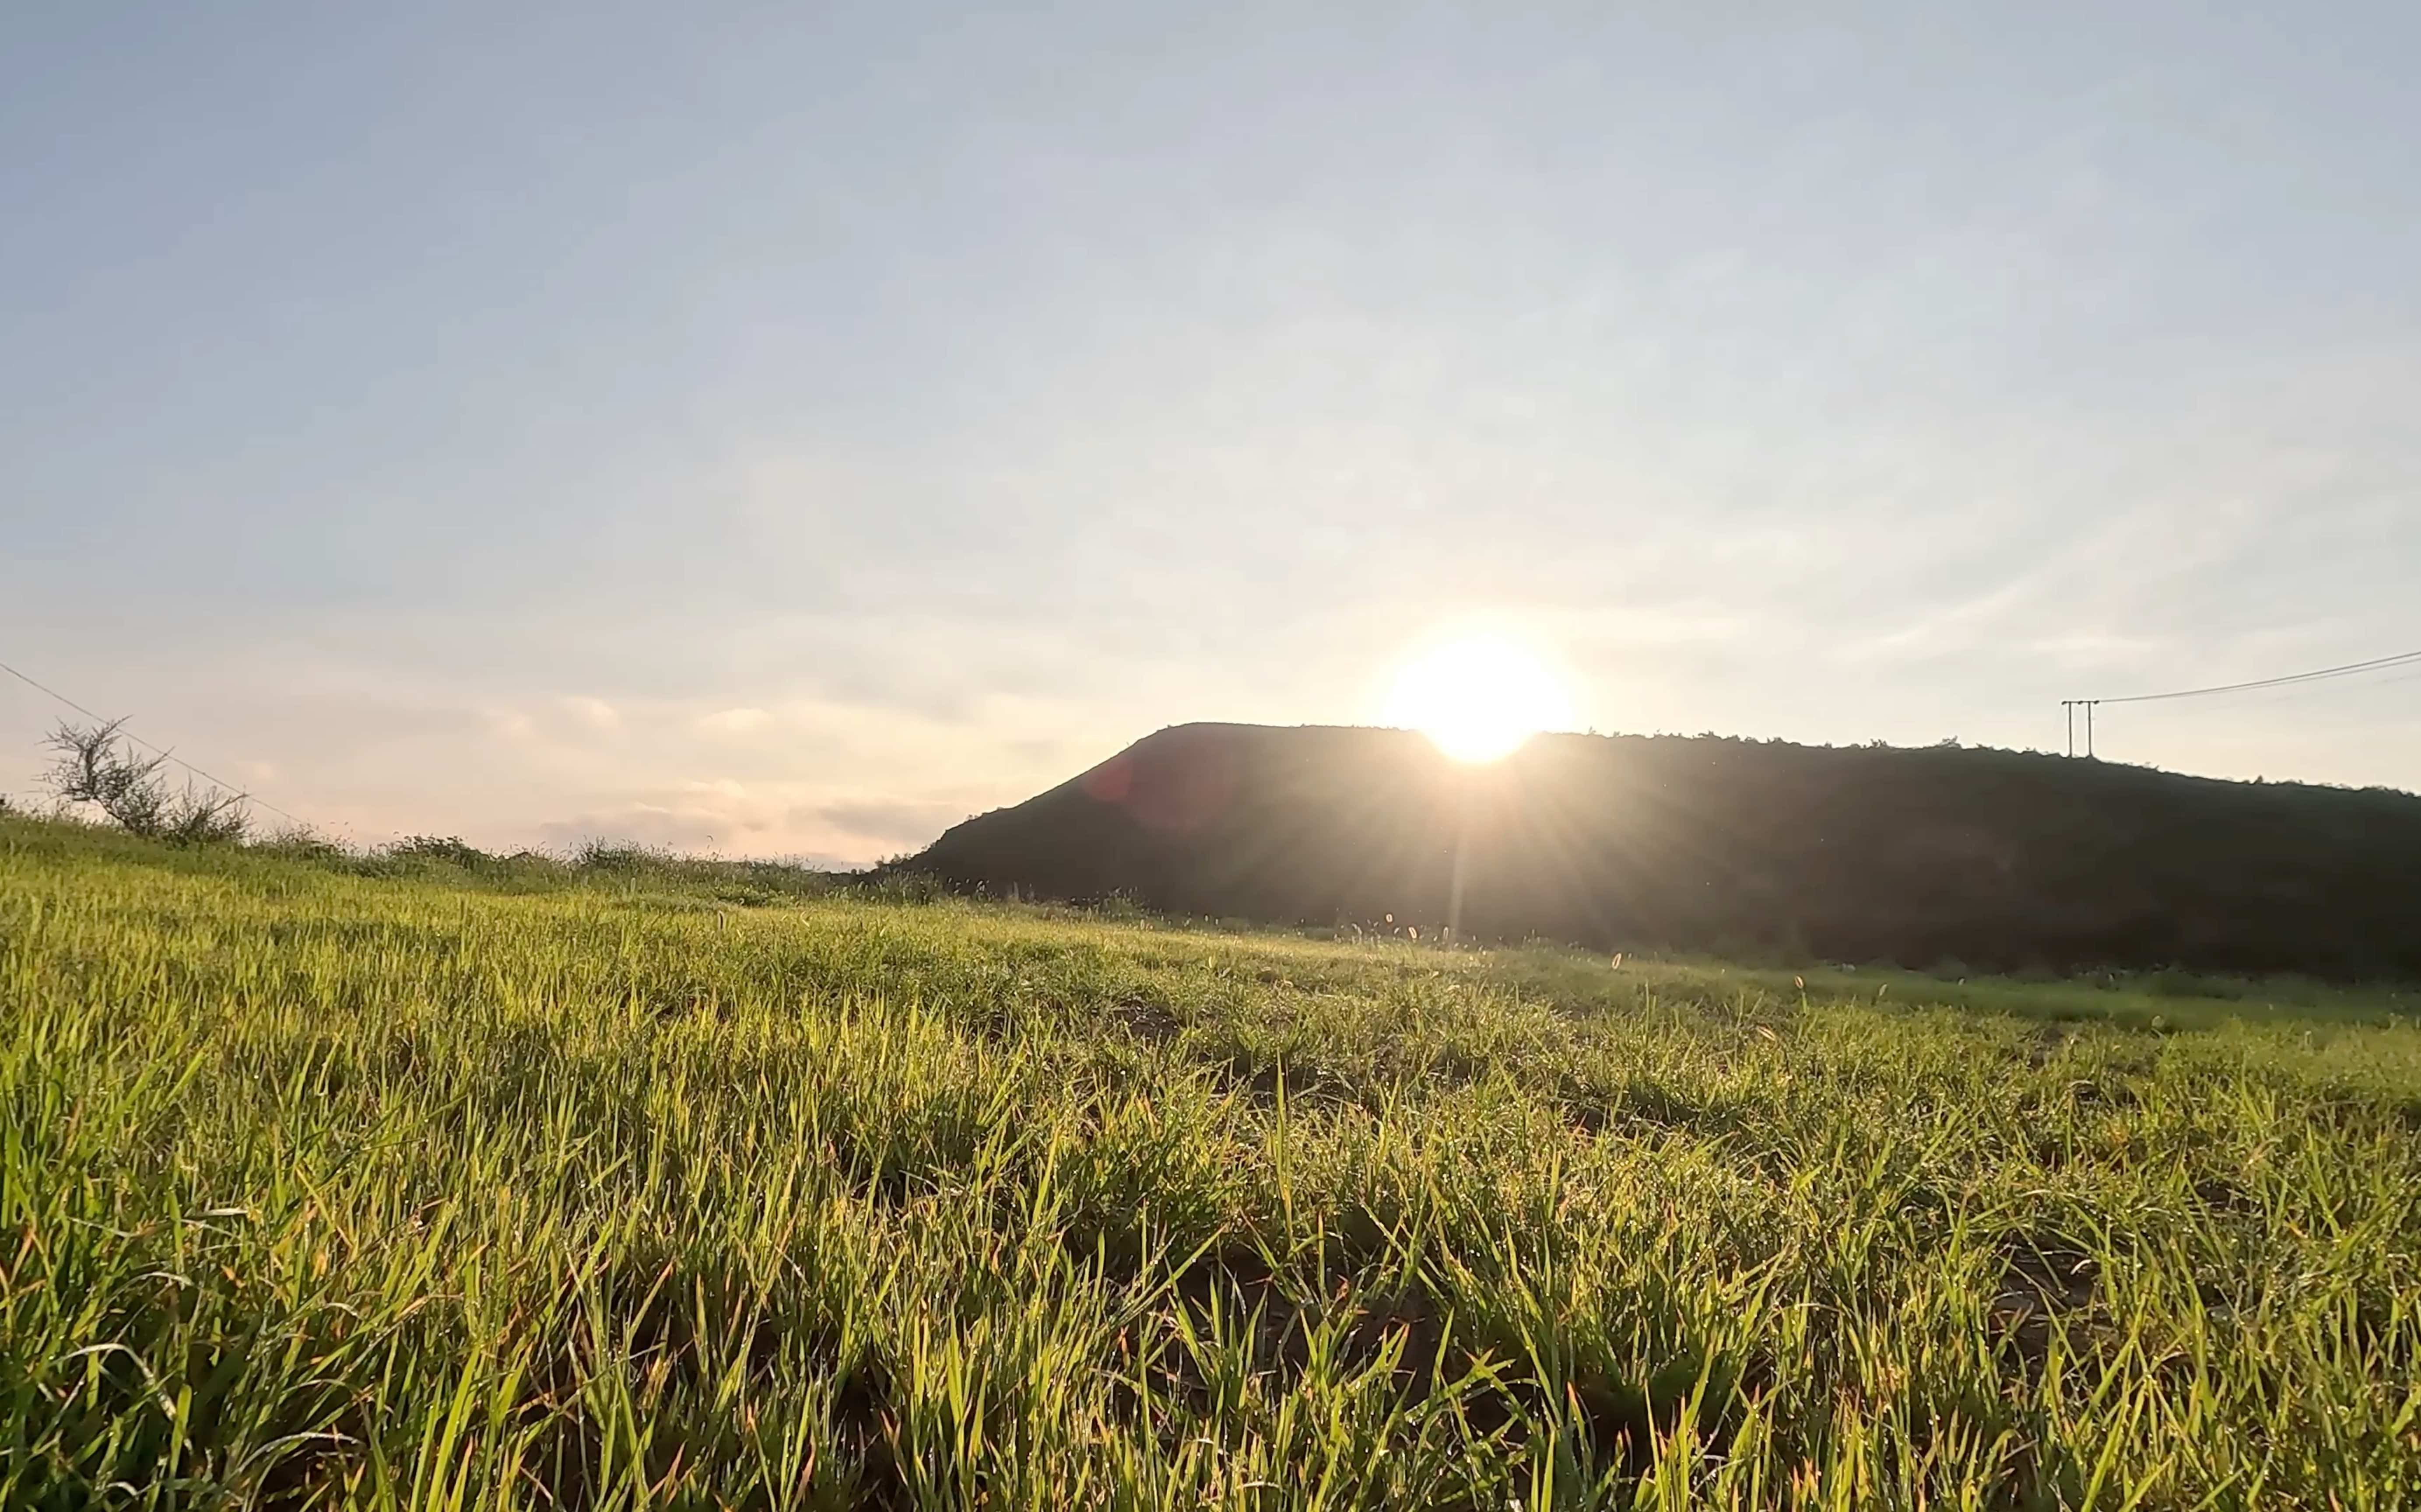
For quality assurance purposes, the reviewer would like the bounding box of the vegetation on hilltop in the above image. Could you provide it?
[909,723,2421,980]
[3,811,2417,1506]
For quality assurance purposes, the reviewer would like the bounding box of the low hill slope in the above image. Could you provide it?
[911,723,2421,977]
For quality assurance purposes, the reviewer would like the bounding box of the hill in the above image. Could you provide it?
[909,723,2421,978]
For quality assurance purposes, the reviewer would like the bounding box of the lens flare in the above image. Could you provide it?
[1382,631,1574,762]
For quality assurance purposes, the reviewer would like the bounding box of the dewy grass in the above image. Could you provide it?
[2,812,2417,1508]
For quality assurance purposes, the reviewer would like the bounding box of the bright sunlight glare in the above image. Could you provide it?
[1382,631,1575,762]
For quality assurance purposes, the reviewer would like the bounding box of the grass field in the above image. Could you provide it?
[3,814,2418,1508]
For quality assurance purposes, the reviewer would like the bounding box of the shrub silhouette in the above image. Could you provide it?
[44,719,248,846]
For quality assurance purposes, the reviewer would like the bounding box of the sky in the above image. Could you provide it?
[4,2,2417,864]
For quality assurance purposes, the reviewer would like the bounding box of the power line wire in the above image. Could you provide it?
[2100,648,2421,705]
[2200,662,2421,704]
[0,654,307,826]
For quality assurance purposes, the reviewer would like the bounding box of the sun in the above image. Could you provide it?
[1382,630,1575,762]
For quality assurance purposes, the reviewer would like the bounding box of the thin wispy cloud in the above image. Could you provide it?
[3,4,2415,858]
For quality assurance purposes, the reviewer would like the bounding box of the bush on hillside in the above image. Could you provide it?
[391,834,495,868]
[848,868,945,905]
[573,839,661,872]
[249,825,349,864]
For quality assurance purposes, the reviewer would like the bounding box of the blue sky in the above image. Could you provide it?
[4,3,2417,861]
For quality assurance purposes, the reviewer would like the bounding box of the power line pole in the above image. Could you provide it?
[2060,699,2102,758]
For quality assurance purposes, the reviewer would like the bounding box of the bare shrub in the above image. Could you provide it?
[44,719,249,845]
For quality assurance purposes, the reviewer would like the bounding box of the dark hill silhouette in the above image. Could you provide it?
[907,724,2421,978]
